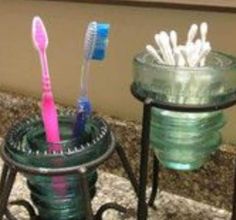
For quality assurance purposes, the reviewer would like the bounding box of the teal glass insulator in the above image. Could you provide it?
[133,51,236,170]
[4,110,111,220]
[133,51,236,106]
[150,108,225,170]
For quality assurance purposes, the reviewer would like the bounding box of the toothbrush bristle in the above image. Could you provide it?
[84,21,97,60]
[32,16,48,50]
[92,23,110,60]
[84,21,110,60]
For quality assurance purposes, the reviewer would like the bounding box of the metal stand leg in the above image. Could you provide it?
[79,164,129,220]
[148,155,159,208]
[78,167,93,220]
[0,165,17,220]
[95,203,127,220]
[116,143,139,195]
[231,158,236,220]
[0,164,9,197]
[7,200,37,219]
[137,100,152,220]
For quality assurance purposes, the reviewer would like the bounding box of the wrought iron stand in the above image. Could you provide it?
[2,87,236,220]
[0,131,138,220]
[131,84,236,220]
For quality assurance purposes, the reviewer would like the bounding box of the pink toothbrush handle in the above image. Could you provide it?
[41,87,66,196]
[39,52,61,152]
[41,92,61,152]
[32,16,66,196]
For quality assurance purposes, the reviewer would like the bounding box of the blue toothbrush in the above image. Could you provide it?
[73,21,110,137]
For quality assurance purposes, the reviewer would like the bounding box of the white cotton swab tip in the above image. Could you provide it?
[173,47,185,66]
[154,33,170,64]
[146,44,164,64]
[187,23,198,45]
[200,22,208,42]
[159,31,176,65]
[194,41,211,67]
[146,22,211,67]
[170,30,177,49]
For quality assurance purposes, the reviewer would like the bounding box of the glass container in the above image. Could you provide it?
[133,51,236,106]
[133,51,236,170]
[150,108,225,170]
[4,110,111,220]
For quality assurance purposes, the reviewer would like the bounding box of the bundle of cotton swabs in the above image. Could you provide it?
[146,22,210,67]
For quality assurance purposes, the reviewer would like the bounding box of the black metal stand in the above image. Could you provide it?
[232,163,236,220]
[148,154,159,208]
[136,100,160,220]
[3,85,236,220]
[137,100,152,220]
[0,164,17,220]
[0,131,139,220]
[116,143,139,194]
[131,84,236,220]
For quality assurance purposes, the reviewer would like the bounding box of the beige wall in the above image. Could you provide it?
[1,0,236,143]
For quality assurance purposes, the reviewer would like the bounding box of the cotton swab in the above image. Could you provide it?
[146,45,164,64]
[179,46,191,67]
[190,39,203,67]
[185,24,199,66]
[154,33,170,64]
[170,30,180,65]
[200,22,208,66]
[186,24,198,45]
[193,42,211,67]
[146,22,210,67]
[200,22,208,43]
[173,47,186,66]
[159,31,175,65]
[170,30,178,50]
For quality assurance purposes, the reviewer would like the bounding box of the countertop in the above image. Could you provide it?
[0,90,235,219]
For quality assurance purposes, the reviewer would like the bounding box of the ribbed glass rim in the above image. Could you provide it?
[134,50,236,72]
[1,110,116,173]
[4,110,109,156]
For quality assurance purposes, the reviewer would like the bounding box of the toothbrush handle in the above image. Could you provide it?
[39,50,50,77]
[73,96,92,137]
[39,50,61,151]
[41,92,61,150]
[80,59,90,97]
[74,60,92,138]
[73,111,86,137]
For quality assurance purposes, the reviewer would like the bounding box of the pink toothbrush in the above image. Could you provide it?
[32,16,67,196]
[32,16,61,153]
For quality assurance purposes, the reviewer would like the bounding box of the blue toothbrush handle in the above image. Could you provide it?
[73,96,92,138]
